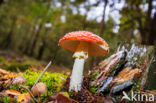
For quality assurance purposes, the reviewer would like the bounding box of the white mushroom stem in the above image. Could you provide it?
[69,41,89,92]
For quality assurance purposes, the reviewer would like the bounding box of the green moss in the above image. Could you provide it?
[0,56,5,62]
[0,97,16,103]
[90,84,97,94]
[132,77,142,92]
[2,69,67,101]
[10,84,20,90]
[4,63,30,72]
[69,91,74,97]
[21,69,67,96]
[89,72,99,94]
[62,92,69,97]
[90,72,99,81]
[40,94,49,101]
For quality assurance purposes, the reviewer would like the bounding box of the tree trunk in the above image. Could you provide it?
[29,23,42,56]
[140,0,153,45]
[99,0,108,37]
[139,0,156,90]
[149,12,156,45]
[23,26,36,54]
[93,0,108,66]
[4,18,16,49]
[0,0,4,6]
[37,37,46,60]
[23,39,32,54]
[82,1,91,30]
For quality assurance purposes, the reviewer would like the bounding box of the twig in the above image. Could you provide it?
[32,61,52,90]
[20,85,38,103]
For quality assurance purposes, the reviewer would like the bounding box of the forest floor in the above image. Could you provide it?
[0,50,71,73]
[0,46,156,103]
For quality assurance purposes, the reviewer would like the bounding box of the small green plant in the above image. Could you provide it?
[90,72,99,81]
[90,84,97,94]
[69,91,74,97]
[89,72,99,94]
[10,84,20,90]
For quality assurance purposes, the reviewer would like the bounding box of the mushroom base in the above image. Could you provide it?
[69,58,85,92]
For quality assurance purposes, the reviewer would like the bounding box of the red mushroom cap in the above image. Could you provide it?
[59,31,109,56]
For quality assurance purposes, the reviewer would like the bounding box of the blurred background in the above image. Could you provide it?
[0,0,156,72]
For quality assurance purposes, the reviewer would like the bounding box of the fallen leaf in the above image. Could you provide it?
[0,68,9,75]
[0,90,21,96]
[51,94,72,103]
[0,74,16,80]
[17,93,32,103]
[12,76,26,85]
[6,90,21,96]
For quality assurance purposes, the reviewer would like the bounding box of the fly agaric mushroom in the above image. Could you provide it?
[59,31,109,92]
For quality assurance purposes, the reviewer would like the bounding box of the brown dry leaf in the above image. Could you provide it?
[4,79,12,86]
[0,91,8,96]
[51,94,74,103]
[0,73,16,80]
[12,76,26,85]
[17,93,32,103]
[0,90,21,103]
[115,67,140,85]
[31,66,38,72]
[6,90,21,96]
[0,73,16,87]
[0,90,21,96]
[0,68,9,75]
